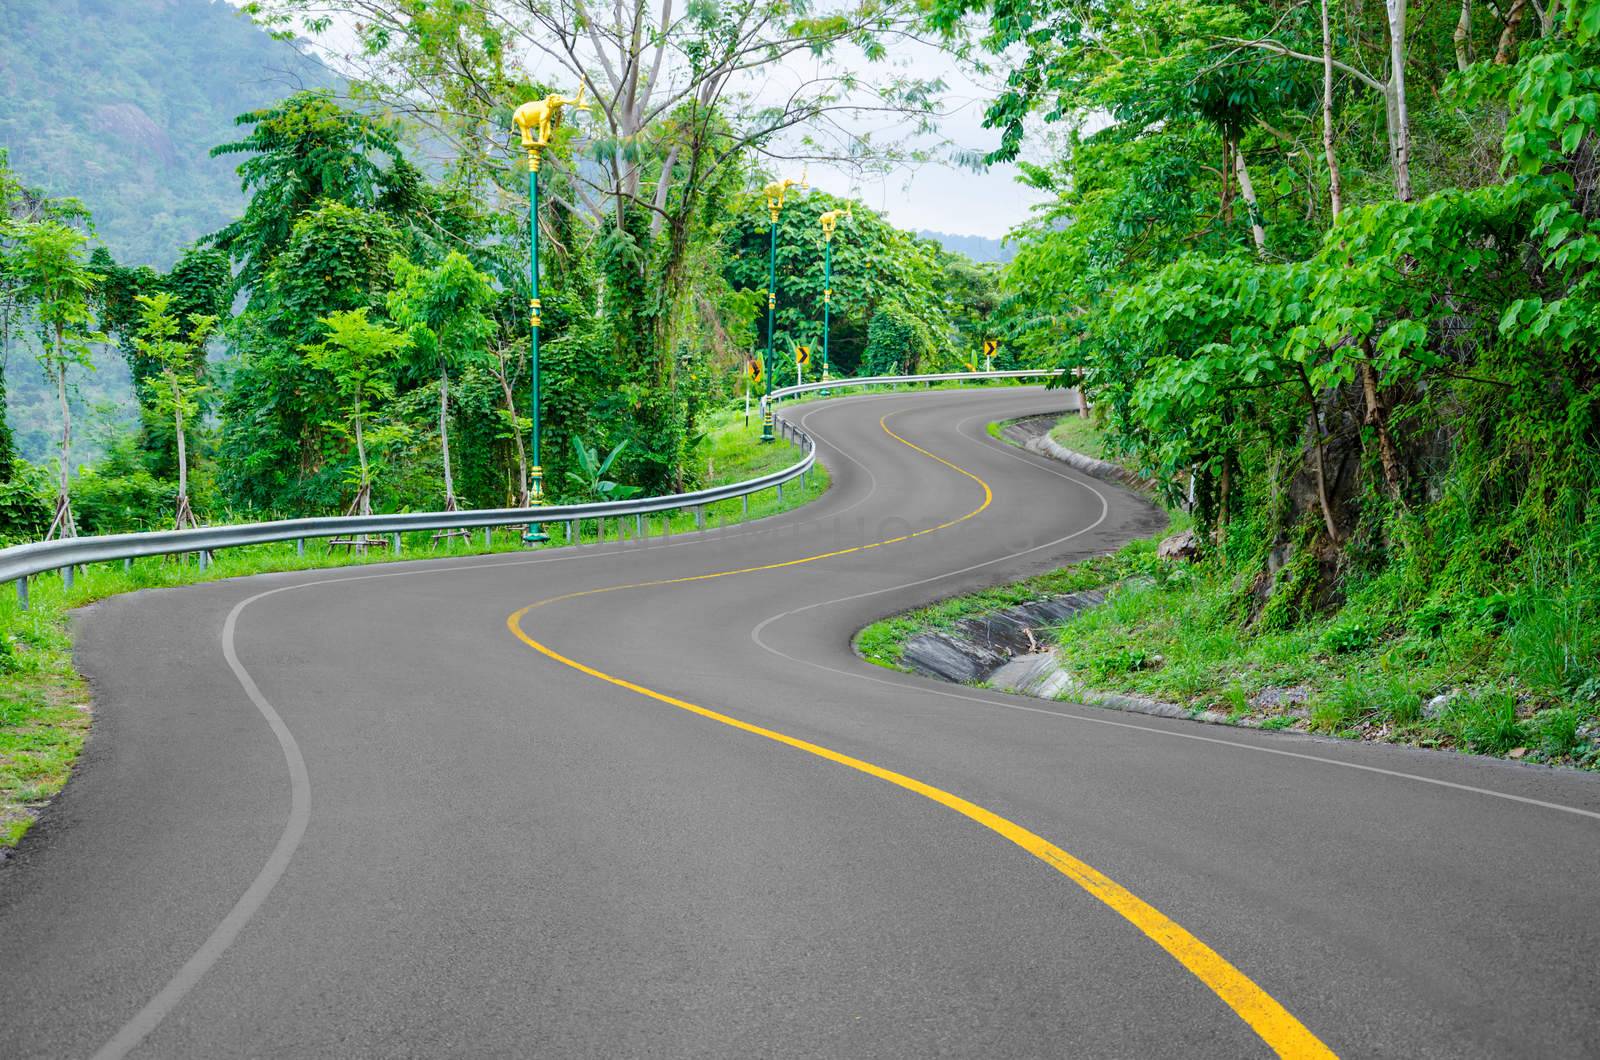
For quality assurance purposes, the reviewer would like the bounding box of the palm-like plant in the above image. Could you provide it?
[566,436,640,502]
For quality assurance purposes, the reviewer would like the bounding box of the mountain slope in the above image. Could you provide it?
[0,0,335,268]
[917,229,1015,264]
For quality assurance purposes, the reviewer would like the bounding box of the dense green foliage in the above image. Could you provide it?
[723,192,1003,381]
[936,0,1600,742]
[1,0,1008,538]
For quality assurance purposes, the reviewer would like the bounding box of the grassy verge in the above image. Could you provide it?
[856,412,1600,769]
[855,535,1172,669]
[1055,563,1599,765]
[1048,414,1109,459]
[0,412,829,851]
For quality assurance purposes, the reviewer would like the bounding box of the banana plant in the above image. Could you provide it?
[566,436,641,502]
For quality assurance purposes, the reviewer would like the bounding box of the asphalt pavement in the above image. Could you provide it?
[2,387,1598,1059]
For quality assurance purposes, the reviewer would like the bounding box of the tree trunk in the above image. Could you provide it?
[353,407,371,516]
[1297,365,1341,541]
[51,325,75,538]
[1359,356,1405,501]
[175,402,188,509]
[439,362,455,507]
[497,367,529,505]
[1454,0,1474,70]
[1218,455,1232,547]
[1385,0,1414,201]
[1221,138,1236,224]
[1235,149,1268,253]
[1495,0,1528,62]
[1323,0,1345,219]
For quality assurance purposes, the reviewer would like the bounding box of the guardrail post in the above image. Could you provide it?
[742,494,749,519]
[635,513,643,540]
[16,577,28,611]
[392,533,401,555]
[776,481,785,505]
[124,557,132,572]
[695,506,704,531]
[199,550,209,572]
[63,565,73,590]
[296,538,305,557]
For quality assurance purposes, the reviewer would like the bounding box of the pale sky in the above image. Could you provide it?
[241,2,1045,240]
[757,39,1050,239]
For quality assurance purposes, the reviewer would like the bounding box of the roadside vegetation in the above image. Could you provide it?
[0,413,826,850]
[917,0,1600,764]
[862,413,1600,769]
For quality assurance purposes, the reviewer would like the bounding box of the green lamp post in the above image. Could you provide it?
[759,175,805,441]
[817,205,851,394]
[513,86,587,539]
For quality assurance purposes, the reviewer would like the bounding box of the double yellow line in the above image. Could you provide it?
[507,412,1335,1059]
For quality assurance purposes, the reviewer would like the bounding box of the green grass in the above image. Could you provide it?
[0,412,830,850]
[1049,563,1598,765]
[1048,414,1110,460]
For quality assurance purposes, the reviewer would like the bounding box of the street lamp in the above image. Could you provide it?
[512,86,587,540]
[817,205,851,396]
[759,174,805,442]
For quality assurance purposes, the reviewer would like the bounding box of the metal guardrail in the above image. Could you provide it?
[770,368,1054,402]
[0,369,1055,605]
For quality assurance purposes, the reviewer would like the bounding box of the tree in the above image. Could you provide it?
[219,201,403,512]
[387,252,497,510]
[300,308,410,518]
[244,0,941,489]
[10,221,101,539]
[861,305,919,376]
[129,293,217,529]
[207,91,419,297]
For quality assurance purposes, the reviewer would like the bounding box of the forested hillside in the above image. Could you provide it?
[944,0,1600,752]
[0,0,335,269]
[0,0,1004,547]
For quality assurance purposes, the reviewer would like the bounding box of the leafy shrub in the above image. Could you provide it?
[1086,646,1153,679]
[1466,593,1515,633]
[1318,617,1376,655]
[0,461,52,546]
[1407,600,1454,639]
[74,466,177,535]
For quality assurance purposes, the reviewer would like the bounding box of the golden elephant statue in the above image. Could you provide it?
[818,205,853,239]
[513,86,587,148]
[763,176,806,212]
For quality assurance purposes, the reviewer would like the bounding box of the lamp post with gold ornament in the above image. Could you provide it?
[759,174,805,441]
[817,205,851,396]
[512,86,586,540]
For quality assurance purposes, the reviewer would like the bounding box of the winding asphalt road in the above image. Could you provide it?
[3,387,1599,1059]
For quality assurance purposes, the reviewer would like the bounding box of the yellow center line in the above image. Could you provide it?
[506,411,1336,1059]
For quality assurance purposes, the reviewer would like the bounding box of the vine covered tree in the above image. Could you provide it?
[386,252,496,511]
[129,292,217,529]
[10,221,101,539]
[300,308,410,519]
